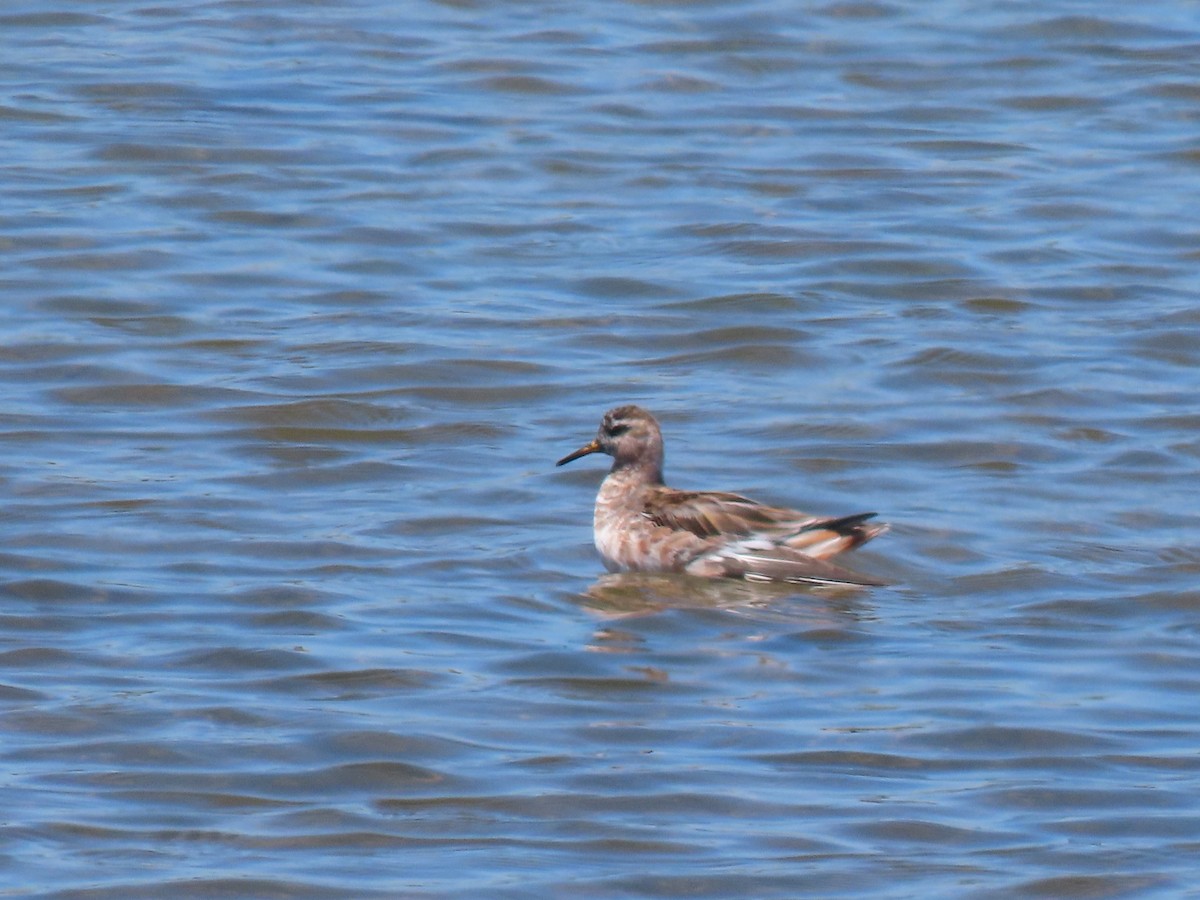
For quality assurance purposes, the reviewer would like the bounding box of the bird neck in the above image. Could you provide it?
[609,455,663,486]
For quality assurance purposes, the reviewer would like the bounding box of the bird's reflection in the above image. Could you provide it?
[576,571,872,621]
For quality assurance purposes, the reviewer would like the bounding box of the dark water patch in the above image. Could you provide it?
[1051,816,1200,844]
[94,142,329,167]
[502,672,704,699]
[250,610,347,632]
[0,647,87,669]
[31,877,387,900]
[206,209,331,230]
[960,296,1039,315]
[10,739,205,768]
[715,237,910,262]
[852,818,1009,847]
[225,460,414,491]
[277,760,453,794]
[315,730,485,764]
[48,761,453,799]
[314,227,436,250]
[170,647,319,675]
[874,439,1066,470]
[390,515,515,536]
[216,540,392,566]
[220,422,416,446]
[213,404,508,449]
[0,682,50,704]
[664,292,803,322]
[666,323,810,349]
[224,441,351,470]
[634,342,804,369]
[908,725,1118,758]
[378,788,816,825]
[894,345,1037,376]
[26,250,176,274]
[211,398,407,429]
[176,706,280,729]
[109,788,300,811]
[1001,94,1107,113]
[1101,754,1200,772]
[441,218,597,239]
[994,14,1187,44]
[0,12,108,27]
[640,73,721,93]
[1145,81,1200,102]
[571,276,680,300]
[736,418,883,445]
[1133,588,1200,615]
[1002,874,1175,899]
[1,579,111,605]
[949,566,1084,596]
[758,749,941,773]
[4,699,166,739]
[255,667,444,699]
[597,871,884,900]
[981,786,1188,813]
[0,341,124,367]
[818,2,900,20]
[398,382,565,406]
[53,383,246,409]
[472,74,587,95]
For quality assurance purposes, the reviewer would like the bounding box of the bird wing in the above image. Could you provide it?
[641,487,818,539]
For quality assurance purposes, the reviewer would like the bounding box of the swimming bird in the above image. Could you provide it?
[556,405,887,586]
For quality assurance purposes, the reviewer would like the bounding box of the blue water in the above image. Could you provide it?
[1,1,1199,897]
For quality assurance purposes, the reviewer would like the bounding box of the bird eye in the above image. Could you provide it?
[607,423,630,436]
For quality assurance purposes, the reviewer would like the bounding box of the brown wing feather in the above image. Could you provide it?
[641,487,817,539]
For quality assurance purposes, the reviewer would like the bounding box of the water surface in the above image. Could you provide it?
[2,1,1199,897]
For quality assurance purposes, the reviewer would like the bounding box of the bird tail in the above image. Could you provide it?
[783,512,888,559]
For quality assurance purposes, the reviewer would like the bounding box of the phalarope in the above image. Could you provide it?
[557,405,887,586]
